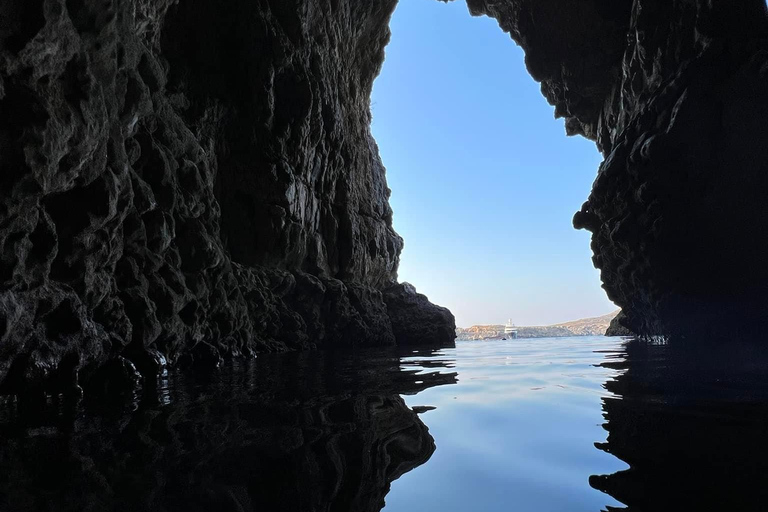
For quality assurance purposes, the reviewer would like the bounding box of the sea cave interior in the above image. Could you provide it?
[1,0,768,511]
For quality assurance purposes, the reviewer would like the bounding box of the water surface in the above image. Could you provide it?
[3,336,768,511]
[385,337,628,512]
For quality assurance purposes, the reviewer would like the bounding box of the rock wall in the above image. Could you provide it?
[468,0,768,338]
[605,311,634,337]
[0,0,454,397]
[2,0,767,394]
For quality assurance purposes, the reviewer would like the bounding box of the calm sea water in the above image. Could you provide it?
[3,335,768,511]
[384,337,628,512]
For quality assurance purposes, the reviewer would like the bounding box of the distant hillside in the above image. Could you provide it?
[456,310,621,340]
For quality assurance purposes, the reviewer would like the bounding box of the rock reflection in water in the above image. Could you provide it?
[592,340,768,511]
[0,349,457,512]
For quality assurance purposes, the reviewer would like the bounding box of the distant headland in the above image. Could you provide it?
[456,310,622,340]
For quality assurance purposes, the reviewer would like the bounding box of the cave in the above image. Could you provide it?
[0,0,767,395]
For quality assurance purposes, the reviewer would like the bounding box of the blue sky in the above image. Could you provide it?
[370,0,617,327]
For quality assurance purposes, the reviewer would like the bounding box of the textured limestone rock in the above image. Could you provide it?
[383,283,456,347]
[469,0,768,338]
[3,0,767,396]
[605,311,634,337]
[0,0,454,396]
[575,1,768,338]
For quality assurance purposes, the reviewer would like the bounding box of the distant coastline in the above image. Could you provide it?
[456,310,621,340]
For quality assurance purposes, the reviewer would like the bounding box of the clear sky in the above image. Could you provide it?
[370,0,617,328]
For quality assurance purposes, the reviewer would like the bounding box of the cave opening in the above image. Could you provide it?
[371,1,617,329]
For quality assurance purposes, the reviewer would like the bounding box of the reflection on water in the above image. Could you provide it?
[0,349,457,512]
[591,340,768,512]
[384,337,628,512]
[3,338,767,512]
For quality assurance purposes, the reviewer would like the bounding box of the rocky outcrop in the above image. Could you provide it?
[0,0,455,395]
[605,311,635,337]
[384,283,456,346]
[469,0,768,338]
[2,0,766,395]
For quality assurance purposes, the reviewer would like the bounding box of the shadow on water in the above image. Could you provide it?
[0,348,457,512]
[592,339,768,512]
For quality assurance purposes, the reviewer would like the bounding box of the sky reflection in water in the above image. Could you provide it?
[12,336,757,511]
[386,337,628,512]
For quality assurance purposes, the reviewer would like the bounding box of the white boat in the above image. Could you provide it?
[504,319,518,339]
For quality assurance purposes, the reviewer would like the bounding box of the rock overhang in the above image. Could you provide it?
[1,0,768,398]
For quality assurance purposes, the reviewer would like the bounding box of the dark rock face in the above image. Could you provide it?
[384,283,456,347]
[469,0,768,337]
[575,1,768,339]
[3,0,766,393]
[0,0,455,394]
[482,0,768,337]
[605,311,634,337]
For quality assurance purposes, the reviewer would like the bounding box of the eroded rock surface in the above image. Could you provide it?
[469,0,768,338]
[0,0,453,396]
[2,0,767,394]
[384,283,456,347]
[605,311,634,337]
